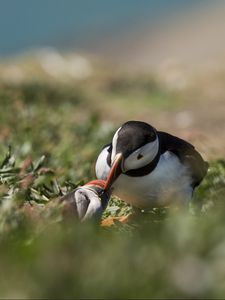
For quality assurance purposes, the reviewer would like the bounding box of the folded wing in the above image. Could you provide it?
[158,131,208,188]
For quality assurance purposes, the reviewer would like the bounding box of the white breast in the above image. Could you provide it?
[112,151,193,208]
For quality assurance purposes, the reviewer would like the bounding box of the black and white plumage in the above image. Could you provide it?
[59,180,110,222]
[96,121,208,208]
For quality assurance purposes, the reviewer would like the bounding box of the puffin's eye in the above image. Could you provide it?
[150,131,155,138]
[137,154,143,160]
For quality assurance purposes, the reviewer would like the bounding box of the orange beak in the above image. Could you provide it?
[104,153,123,192]
[85,179,106,189]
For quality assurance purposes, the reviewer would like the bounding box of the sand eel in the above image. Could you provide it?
[96,121,208,209]
[59,180,110,222]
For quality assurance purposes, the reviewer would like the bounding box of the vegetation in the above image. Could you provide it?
[0,77,224,299]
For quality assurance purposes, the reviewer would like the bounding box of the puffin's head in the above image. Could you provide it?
[104,121,159,191]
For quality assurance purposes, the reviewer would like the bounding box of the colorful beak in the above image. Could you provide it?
[85,179,106,189]
[104,153,123,192]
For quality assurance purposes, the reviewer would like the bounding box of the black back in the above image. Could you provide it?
[158,131,208,188]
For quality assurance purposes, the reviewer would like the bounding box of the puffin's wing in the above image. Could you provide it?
[95,143,112,180]
[59,189,90,219]
[81,189,102,221]
[74,189,90,220]
[158,131,208,188]
[59,186,104,221]
[58,190,79,218]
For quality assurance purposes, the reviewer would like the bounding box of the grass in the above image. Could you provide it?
[0,79,225,299]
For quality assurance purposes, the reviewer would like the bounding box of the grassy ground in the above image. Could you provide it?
[0,70,225,298]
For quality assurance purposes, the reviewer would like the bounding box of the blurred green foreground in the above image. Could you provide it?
[0,78,225,299]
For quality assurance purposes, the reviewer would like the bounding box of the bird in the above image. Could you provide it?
[58,179,110,222]
[95,120,208,209]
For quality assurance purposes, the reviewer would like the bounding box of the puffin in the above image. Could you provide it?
[59,180,110,222]
[95,121,208,209]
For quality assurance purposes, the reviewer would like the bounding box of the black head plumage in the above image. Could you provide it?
[116,121,157,158]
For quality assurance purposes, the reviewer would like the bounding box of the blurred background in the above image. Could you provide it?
[0,1,225,299]
[1,0,225,68]
[1,0,225,67]
[1,0,225,158]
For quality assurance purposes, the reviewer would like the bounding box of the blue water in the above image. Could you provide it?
[0,0,204,57]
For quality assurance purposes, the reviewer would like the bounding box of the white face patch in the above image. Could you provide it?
[123,138,159,171]
[95,145,111,180]
[111,126,121,164]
